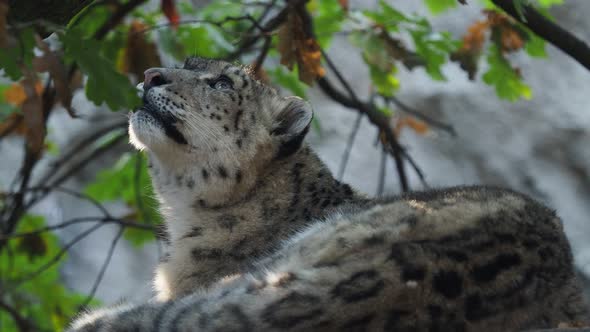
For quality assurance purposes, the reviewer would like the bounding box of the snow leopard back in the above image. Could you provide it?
[69,186,588,332]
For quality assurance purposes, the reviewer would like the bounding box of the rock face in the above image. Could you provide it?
[1,0,589,306]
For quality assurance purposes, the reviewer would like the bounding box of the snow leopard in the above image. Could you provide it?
[68,57,588,331]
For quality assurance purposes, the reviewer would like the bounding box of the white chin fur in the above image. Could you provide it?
[128,112,164,151]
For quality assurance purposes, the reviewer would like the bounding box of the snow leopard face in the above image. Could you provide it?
[129,57,313,207]
[130,57,312,162]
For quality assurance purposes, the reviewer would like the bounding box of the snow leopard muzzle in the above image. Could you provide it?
[139,101,188,145]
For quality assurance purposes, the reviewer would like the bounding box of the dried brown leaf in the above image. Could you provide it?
[277,12,325,85]
[394,116,429,137]
[338,0,349,11]
[277,17,296,70]
[161,0,180,29]
[33,36,74,116]
[121,21,162,80]
[452,16,490,80]
[21,71,45,155]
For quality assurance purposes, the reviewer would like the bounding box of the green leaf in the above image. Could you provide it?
[268,66,308,99]
[158,29,186,61]
[369,64,399,97]
[350,32,399,72]
[524,31,547,57]
[85,152,161,246]
[159,25,234,61]
[410,27,460,81]
[0,27,36,80]
[536,0,563,7]
[377,105,394,117]
[363,1,410,32]
[60,28,141,111]
[308,0,346,48]
[423,0,457,14]
[482,45,532,101]
[67,4,111,37]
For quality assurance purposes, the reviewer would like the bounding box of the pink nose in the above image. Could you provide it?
[144,68,167,90]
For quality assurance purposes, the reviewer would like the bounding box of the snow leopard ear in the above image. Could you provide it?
[271,96,313,159]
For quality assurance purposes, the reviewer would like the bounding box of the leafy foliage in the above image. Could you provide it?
[0,27,35,80]
[61,28,141,110]
[483,44,532,101]
[85,152,161,246]
[423,0,457,15]
[307,0,346,47]
[0,215,94,331]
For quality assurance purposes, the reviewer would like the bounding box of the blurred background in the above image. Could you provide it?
[1,0,590,330]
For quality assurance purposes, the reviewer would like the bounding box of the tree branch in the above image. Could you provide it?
[337,113,363,181]
[93,0,147,39]
[12,223,104,287]
[316,76,410,192]
[492,0,590,71]
[0,299,35,332]
[79,226,124,310]
[226,0,307,61]
[385,96,457,136]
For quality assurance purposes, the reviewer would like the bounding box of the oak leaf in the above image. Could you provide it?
[452,11,525,80]
[277,12,325,85]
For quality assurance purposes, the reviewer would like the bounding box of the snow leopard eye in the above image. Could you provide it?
[211,75,233,90]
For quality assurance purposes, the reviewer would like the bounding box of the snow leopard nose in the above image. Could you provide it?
[143,68,169,91]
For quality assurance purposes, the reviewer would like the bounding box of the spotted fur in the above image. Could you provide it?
[69,58,588,331]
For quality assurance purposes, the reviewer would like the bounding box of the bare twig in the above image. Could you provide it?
[377,147,387,196]
[226,0,307,61]
[134,16,268,36]
[12,223,104,287]
[253,36,272,74]
[28,186,111,217]
[1,216,155,240]
[337,113,363,180]
[25,132,127,213]
[37,120,127,188]
[316,75,410,192]
[400,148,429,188]
[0,299,36,332]
[79,227,124,309]
[93,0,147,39]
[385,96,456,136]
